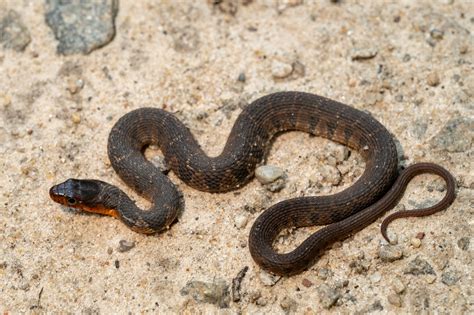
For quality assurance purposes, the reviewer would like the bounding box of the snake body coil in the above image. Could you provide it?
[50,92,456,275]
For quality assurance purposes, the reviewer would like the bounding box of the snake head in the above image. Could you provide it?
[49,179,119,217]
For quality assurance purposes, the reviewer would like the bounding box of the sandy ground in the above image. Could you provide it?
[1,0,473,314]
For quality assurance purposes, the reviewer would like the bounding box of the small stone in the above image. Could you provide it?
[71,113,81,124]
[107,247,113,255]
[411,238,422,248]
[457,237,470,250]
[0,93,12,107]
[256,296,268,306]
[430,29,444,40]
[426,72,440,87]
[67,78,84,94]
[430,117,473,153]
[45,0,119,55]
[425,274,437,284]
[0,10,31,51]
[387,293,402,307]
[237,73,246,82]
[318,165,341,186]
[234,214,248,229]
[180,279,230,308]
[271,60,293,79]
[317,284,340,309]
[117,240,135,253]
[351,46,378,61]
[302,278,313,288]
[258,270,281,286]
[280,296,297,313]
[391,278,406,294]
[404,256,436,276]
[317,268,333,280]
[441,269,461,286]
[255,165,284,184]
[370,272,382,283]
[378,245,403,262]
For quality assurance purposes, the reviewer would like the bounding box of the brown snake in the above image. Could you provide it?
[49,91,456,276]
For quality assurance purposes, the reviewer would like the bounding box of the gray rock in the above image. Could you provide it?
[180,279,230,308]
[378,245,403,262]
[404,256,436,276]
[0,10,31,51]
[45,0,118,55]
[117,240,135,253]
[255,165,284,184]
[441,269,461,286]
[318,284,341,309]
[457,237,469,250]
[271,60,293,79]
[430,117,473,153]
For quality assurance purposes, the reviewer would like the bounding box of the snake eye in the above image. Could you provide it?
[67,198,77,205]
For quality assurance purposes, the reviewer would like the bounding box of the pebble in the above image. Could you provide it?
[237,73,246,82]
[411,238,422,248]
[426,72,440,87]
[117,240,135,253]
[430,117,473,153]
[258,270,281,286]
[280,295,297,313]
[71,113,81,124]
[404,256,436,276]
[67,78,84,94]
[302,278,313,288]
[0,10,31,51]
[317,268,333,280]
[387,293,402,307]
[457,237,469,250]
[256,296,268,306]
[351,46,378,61]
[441,269,461,286]
[370,272,382,283]
[425,274,437,284]
[317,284,341,309]
[271,60,293,79]
[255,165,284,184]
[391,278,406,294]
[45,0,118,55]
[180,279,230,308]
[0,93,11,107]
[378,245,403,262]
[349,258,370,274]
[234,214,248,229]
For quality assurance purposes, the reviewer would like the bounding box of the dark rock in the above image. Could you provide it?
[430,117,473,153]
[45,0,118,55]
[404,256,436,276]
[0,10,31,51]
[180,279,230,308]
[457,237,469,250]
[441,269,461,286]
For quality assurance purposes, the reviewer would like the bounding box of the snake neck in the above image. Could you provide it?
[98,182,183,234]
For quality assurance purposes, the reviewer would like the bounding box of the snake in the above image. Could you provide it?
[49,91,456,276]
